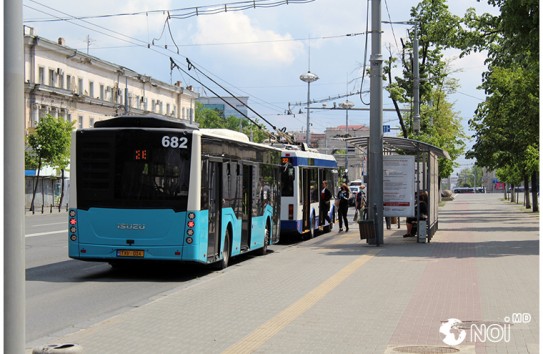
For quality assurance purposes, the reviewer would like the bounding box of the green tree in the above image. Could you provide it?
[195,102,271,143]
[384,0,466,181]
[26,115,74,211]
[459,0,539,211]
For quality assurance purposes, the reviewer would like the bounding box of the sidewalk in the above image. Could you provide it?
[28,194,539,353]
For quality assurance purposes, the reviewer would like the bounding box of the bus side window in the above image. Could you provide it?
[201,160,209,210]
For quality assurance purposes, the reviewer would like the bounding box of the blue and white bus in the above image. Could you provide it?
[68,114,282,269]
[279,146,338,239]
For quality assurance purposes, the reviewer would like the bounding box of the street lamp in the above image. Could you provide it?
[299,71,319,145]
[339,100,354,181]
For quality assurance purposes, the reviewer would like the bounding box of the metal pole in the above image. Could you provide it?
[413,24,420,133]
[345,109,349,178]
[5,0,26,352]
[124,76,129,114]
[306,81,310,145]
[368,0,384,244]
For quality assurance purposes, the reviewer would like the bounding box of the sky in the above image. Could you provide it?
[22,0,500,172]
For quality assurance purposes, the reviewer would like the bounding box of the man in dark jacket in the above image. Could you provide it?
[319,180,332,227]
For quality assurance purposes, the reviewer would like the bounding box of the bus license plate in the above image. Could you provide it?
[116,249,145,257]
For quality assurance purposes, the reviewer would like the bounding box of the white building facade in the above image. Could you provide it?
[23,26,199,132]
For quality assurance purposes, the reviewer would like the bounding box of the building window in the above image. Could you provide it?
[49,69,55,86]
[151,99,155,112]
[100,84,105,100]
[136,95,141,109]
[78,115,84,129]
[89,117,95,127]
[66,75,72,91]
[58,73,64,89]
[166,103,171,115]
[38,67,45,84]
[159,101,163,114]
[173,105,177,117]
[89,81,94,98]
[67,113,72,123]
[78,78,84,95]
[143,97,148,111]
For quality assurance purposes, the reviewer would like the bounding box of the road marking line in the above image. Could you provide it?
[222,249,380,354]
[34,222,66,227]
[26,230,65,238]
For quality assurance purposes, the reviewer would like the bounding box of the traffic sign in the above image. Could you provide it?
[383,125,390,133]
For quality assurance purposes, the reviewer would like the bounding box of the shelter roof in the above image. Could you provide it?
[343,136,450,159]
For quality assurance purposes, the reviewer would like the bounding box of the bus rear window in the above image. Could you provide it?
[281,164,294,197]
[76,129,192,211]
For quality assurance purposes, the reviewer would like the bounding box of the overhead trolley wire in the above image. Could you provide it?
[25,0,316,22]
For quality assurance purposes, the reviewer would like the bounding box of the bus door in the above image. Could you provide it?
[241,164,253,250]
[302,168,311,231]
[207,161,222,259]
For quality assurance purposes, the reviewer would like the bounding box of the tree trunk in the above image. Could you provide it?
[510,184,516,203]
[387,58,408,138]
[30,159,42,212]
[59,169,65,212]
[524,174,531,209]
[531,170,539,212]
[41,177,45,212]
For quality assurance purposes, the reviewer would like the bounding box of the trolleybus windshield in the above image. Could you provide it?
[76,129,192,211]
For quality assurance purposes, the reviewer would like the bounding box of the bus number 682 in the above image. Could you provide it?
[161,136,188,149]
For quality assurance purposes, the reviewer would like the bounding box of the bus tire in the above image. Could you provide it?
[259,221,270,256]
[308,213,316,239]
[217,229,231,270]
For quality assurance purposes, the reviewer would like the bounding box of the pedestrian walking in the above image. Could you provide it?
[337,183,350,232]
[319,180,333,228]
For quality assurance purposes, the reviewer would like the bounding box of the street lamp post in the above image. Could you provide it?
[300,71,319,145]
[339,100,354,181]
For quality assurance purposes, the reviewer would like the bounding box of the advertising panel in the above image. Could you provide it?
[383,155,415,217]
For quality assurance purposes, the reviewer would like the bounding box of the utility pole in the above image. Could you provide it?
[413,24,421,133]
[368,0,384,244]
[5,0,26,352]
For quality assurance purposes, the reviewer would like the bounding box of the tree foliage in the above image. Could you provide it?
[383,0,466,179]
[26,114,74,210]
[26,114,74,170]
[458,0,539,211]
[195,102,271,143]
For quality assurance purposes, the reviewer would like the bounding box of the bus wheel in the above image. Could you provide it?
[308,213,316,239]
[217,230,231,270]
[259,223,269,256]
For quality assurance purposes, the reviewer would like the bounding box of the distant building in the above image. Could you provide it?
[197,96,249,119]
[23,26,199,132]
[23,26,199,211]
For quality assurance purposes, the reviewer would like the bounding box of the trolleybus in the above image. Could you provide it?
[68,114,282,269]
[279,146,338,239]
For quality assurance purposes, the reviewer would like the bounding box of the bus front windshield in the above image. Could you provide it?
[77,129,192,211]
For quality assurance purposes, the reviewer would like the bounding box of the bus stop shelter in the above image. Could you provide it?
[344,136,450,243]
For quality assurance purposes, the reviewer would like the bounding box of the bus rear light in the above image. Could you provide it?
[187,220,195,228]
[69,210,76,217]
[70,226,77,233]
[187,229,194,236]
[70,234,77,241]
[188,212,196,220]
[81,249,86,253]
[288,204,294,220]
[69,218,77,225]
[175,250,181,255]
[186,237,193,244]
